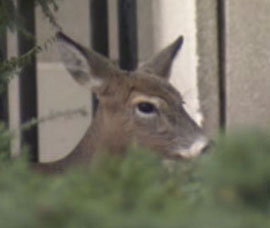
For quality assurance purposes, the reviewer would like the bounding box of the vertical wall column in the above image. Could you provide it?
[18,0,39,162]
[197,0,270,131]
[217,0,226,130]
[0,4,8,126]
[90,0,109,56]
[117,0,138,71]
[224,0,270,129]
[89,0,109,113]
[196,0,220,135]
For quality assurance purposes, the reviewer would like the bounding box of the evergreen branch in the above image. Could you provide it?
[0,34,58,94]
[36,0,62,31]
[19,107,89,134]
[6,107,89,148]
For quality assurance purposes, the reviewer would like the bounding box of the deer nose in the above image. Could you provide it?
[175,136,209,159]
[191,136,210,156]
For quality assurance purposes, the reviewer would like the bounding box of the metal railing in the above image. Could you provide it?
[0,0,139,161]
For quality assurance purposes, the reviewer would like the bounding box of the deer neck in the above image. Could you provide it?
[33,106,131,173]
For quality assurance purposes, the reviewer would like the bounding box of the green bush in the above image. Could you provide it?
[0,126,270,227]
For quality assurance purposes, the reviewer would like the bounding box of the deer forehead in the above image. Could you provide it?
[99,73,183,110]
[103,76,183,108]
[132,73,182,99]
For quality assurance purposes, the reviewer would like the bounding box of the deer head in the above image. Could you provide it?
[56,32,208,161]
[33,32,209,174]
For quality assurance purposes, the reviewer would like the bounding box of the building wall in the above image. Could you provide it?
[196,0,220,135]
[9,0,270,162]
[225,0,270,130]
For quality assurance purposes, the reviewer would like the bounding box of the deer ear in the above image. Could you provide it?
[57,32,120,91]
[138,36,184,80]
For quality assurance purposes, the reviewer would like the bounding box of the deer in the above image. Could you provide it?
[33,32,209,173]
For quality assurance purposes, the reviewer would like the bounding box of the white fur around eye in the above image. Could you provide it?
[131,94,161,118]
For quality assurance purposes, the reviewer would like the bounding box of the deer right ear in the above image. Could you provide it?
[138,36,184,80]
[57,32,120,92]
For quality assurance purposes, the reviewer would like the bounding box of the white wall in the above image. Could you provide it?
[152,0,201,124]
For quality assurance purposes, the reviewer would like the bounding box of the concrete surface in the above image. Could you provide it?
[225,0,270,130]
[37,63,92,161]
[196,0,220,136]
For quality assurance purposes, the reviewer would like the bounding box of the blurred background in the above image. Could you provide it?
[1,0,270,162]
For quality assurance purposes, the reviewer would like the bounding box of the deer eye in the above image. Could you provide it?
[138,102,156,113]
[136,102,157,117]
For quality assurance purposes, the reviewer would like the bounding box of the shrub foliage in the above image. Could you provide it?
[0,126,270,227]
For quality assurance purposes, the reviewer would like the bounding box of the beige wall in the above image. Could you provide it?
[225,0,270,130]
[196,0,220,135]
[195,0,270,133]
[8,31,20,156]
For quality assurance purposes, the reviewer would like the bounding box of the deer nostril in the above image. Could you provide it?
[202,144,210,154]
[201,140,214,154]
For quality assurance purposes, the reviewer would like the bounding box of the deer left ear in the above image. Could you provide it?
[57,32,123,93]
[57,32,91,86]
[138,36,184,80]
